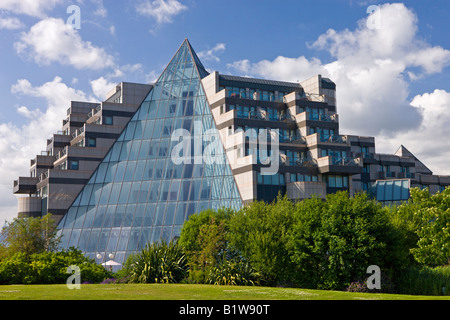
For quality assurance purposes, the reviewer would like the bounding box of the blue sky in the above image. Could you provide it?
[1,0,450,225]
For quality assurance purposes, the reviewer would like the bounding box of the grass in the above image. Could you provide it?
[0,283,449,300]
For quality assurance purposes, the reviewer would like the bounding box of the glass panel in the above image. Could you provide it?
[107,228,120,252]
[78,229,91,252]
[164,203,176,225]
[129,141,141,161]
[133,204,146,227]
[97,229,110,252]
[117,228,131,251]
[86,229,100,252]
[80,184,93,206]
[103,205,116,228]
[155,204,166,226]
[175,202,187,225]
[93,205,106,228]
[127,228,141,252]
[73,206,87,229]
[68,229,81,248]
[83,206,96,228]
[122,204,135,227]
[118,182,131,204]
[139,227,151,248]
[113,205,125,227]
[143,120,155,139]
[143,203,156,226]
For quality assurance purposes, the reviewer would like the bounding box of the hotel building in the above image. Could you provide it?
[13,39,450,263]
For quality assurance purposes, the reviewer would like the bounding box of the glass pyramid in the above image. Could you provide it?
[56,40,242,264]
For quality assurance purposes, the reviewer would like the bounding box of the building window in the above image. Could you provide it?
[257,172,286,185]
[87,138,96,147]
[42,186,48,198]
[360,146,369,155]
[290,173,318,182]
[69,160,79,170]
[363,164,370,173]
[103,116,113,125]
[324,175,349,188]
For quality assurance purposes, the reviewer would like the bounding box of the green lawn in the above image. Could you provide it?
[0,283,448,300]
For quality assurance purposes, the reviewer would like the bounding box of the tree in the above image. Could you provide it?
[407,187,450,267]
[287,191,396,290]
[227,194,295,286]
[178,208,233,281]
[2,214,61,256]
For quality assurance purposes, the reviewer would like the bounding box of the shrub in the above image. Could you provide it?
[396,266,450,296]
[206,258,261,286]
[124,240,188,284]
[287,191,398,290]
[0,247,110,285]
[179,208,233,274]
[346,281,369,293]
[227,195,295,286]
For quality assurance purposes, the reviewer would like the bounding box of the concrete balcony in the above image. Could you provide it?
[30,154,56,168]
[295,111,338,124]
[306,133,350,148]
[287,181,327,200]
[317,156,363,174]
[13,177,39,194]
[17,197,42,218]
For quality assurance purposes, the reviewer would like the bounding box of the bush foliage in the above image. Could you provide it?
[0,247,110,285]
[122,240,188,284]
[175,188,450,295]
[2,187,449,296]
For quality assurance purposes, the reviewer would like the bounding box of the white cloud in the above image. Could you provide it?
[0,0,63,18]
[198,43,226,62]
[227,3,450,174]
[92,0,108,17]
[0,16,24,29]
[16,106,43,119]
[377,89,450,174]
[1,77,95,226]
[90,77,117,101]
[136,0,187,24]
[15,18,115,70]
[90,63,144,100]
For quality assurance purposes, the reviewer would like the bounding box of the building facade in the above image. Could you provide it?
[13,39,450,264]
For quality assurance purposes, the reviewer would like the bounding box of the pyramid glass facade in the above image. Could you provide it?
[56,40,242,263]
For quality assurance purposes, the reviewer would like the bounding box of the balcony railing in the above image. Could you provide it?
[71,125,85,139]
[294,158,318,167]
[307,113,338,123]
[330,157,361,166]
[320,134,348,144]
[55,146,68,160]
[237,111,295,122]
[38,170,50,182]
[282,135,306,144]
[87,104,102,118]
